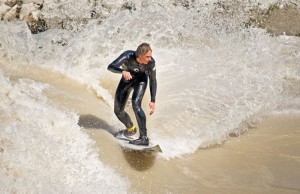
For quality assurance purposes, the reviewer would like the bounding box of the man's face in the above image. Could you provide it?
[138,50,152,64]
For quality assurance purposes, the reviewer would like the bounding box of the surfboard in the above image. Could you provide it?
[116,139,162,152]
[114,130,162,152]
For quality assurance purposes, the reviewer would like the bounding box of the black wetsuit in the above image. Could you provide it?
[107,50,157,137]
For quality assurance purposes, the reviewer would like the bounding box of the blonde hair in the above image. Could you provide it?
[136,43,152,57]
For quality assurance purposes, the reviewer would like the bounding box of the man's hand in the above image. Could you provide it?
[149,102,155,115]
[122,70,132,80]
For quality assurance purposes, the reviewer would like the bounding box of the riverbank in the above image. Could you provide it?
[248,4,300,36]
[1,1,300,36]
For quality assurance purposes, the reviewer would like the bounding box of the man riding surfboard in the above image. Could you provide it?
[107,43,157,146]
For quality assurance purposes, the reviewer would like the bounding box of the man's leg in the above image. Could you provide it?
[114,80,135,130]
[130,75,149,145]
[132,81,147,136]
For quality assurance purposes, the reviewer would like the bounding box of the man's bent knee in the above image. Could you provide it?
[132,100,142,113]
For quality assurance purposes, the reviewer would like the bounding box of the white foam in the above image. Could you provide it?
[0,71,128,193]
[0,0,299,161]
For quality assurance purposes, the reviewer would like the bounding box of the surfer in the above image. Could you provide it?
[107,43,157,146]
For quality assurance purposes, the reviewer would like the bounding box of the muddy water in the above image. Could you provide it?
[1,63,299,193]
[89,114,300,194]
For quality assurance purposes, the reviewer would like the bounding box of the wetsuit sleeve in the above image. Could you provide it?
[107,51,129,73]
[149,60,157,103]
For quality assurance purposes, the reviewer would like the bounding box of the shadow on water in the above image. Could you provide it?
[78,114,115,135]
[122,150,156,171]
[78,114,157,170]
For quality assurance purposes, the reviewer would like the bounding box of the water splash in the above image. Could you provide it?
[0,0,299,160]
[0,71,128,193]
